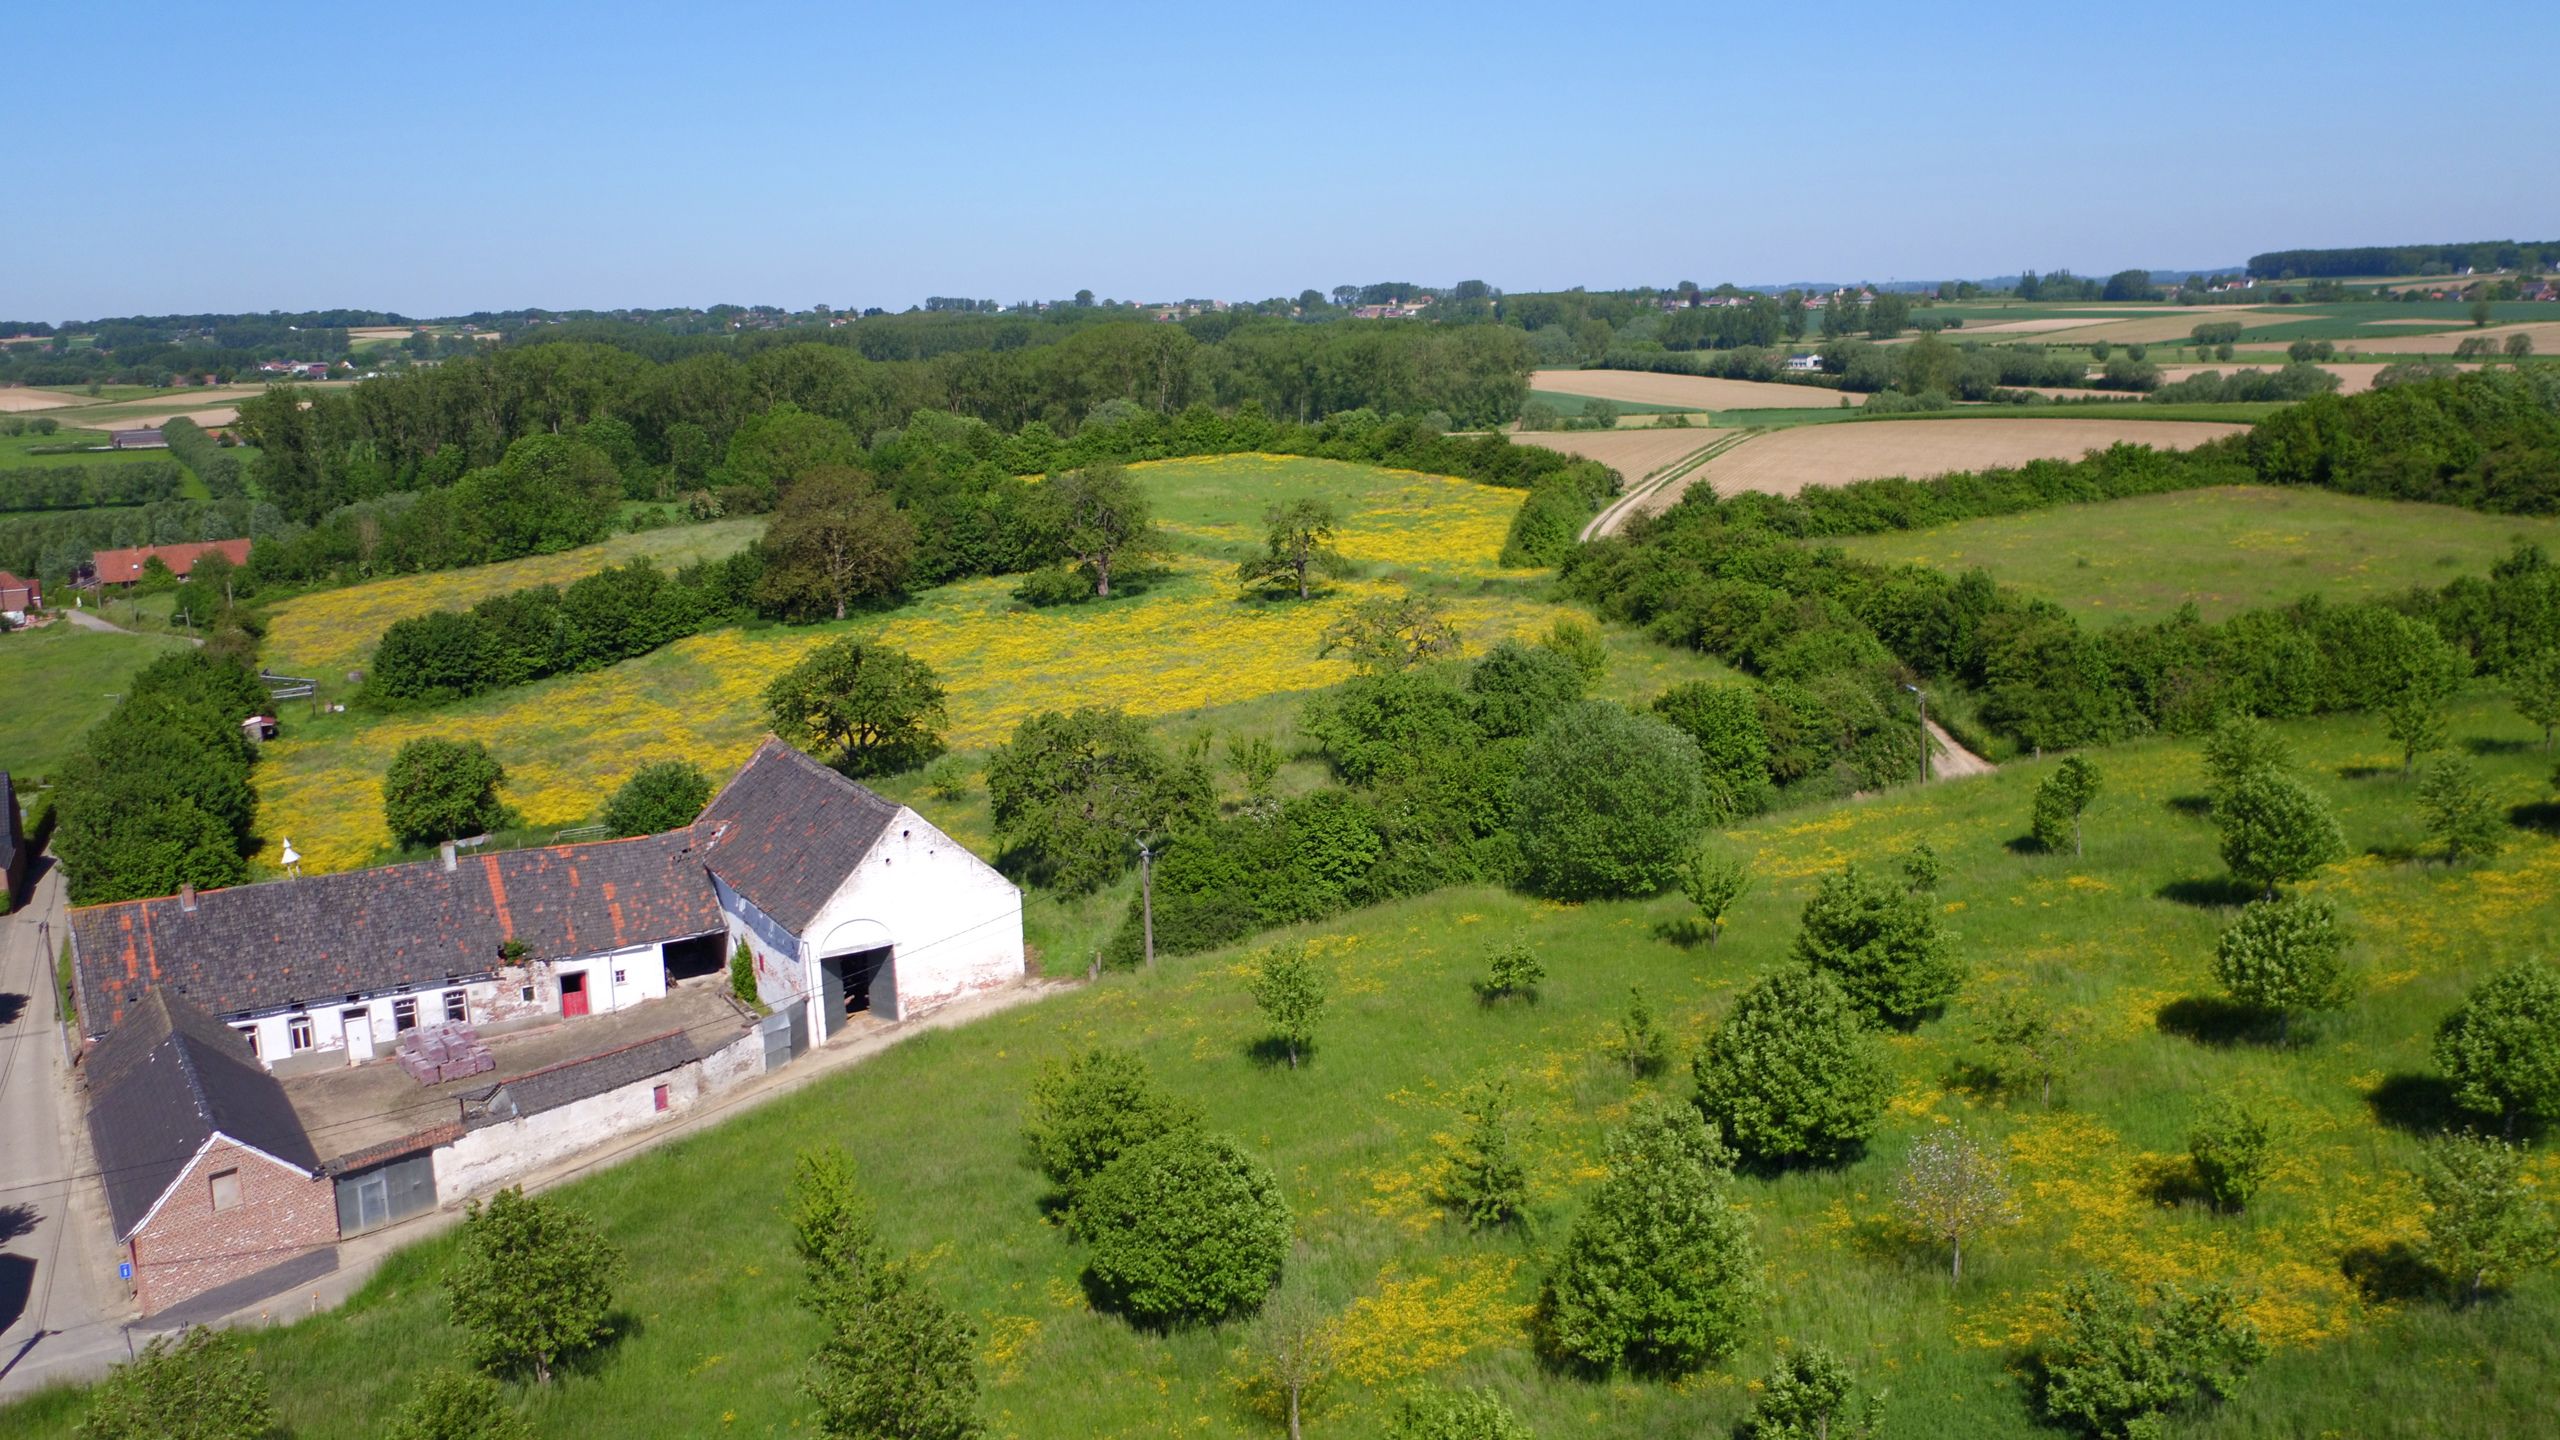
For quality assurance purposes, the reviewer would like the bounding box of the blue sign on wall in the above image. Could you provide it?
[119,1261,132,1280]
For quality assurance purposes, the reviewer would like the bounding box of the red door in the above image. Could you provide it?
[561,972,589,1018]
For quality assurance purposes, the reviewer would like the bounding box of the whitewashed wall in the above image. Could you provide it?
[228,945,671,1071]
[798,806,1023,1026]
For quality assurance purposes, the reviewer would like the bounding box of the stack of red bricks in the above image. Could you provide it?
[395,1020,494,1085]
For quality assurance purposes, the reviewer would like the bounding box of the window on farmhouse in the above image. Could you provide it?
[209,1168,241,1211]
[519,985,534,1004]
[234,1025,260,1059]
[443,989,467,1023]
[393,997,418,1032]
[288,1015,313,1051]
[653,1084,670,1112]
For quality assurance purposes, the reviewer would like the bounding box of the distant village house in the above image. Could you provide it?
[85,538,252,588]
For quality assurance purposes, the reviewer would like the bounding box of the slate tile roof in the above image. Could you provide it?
[692,736,902,934]
[70,831,722,1036]
[478,1029,699,1123]
[84,988,321,1238]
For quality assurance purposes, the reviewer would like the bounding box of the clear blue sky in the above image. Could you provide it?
[9,1,2554,320]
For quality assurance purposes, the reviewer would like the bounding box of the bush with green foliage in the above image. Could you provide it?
[2416,1132,2559,1307]
[365,556,750,705]
[788,1148,985,1439]
[1740,1343,1884,1440]
[763,637,948,777]
[1618,985,1670,1079]
[1465,639,1587,741]
[79,1326,276,1440]
[1249,941,1329,1069]
[2032,755,2103,855]
[602,759,712,836]
[385,1369,534,1440]
[1790,863,1960,1028]
[52,650,266,904]
[1963,991,2074,1107]
[1539,615,1609,688]
[383,737,511,849]
[1535,1099,1761,1376]
[1387,1385,1535,1440]
[2214,769,2347,899]
[1679,847,1751,947]
[444,1187,625,1384]
[1694,967,1890,1165]
[2187,1094,2273,1214]
[1650,680,1776,819]
[727,938,761,1010]
[2212,896,2350,1043]
[1077,1130,1292,1326]
[2417,755,2507,864]
[1442,1079,1530,1230]
[1473,937,1545,1004]
[1020,1046,1202,1204]
[1510,702,1708,900]
[2201,713,2291,799]
[2035,1273,2268,1439]
[2433,958,2560,1136]
[987,706,1212,894]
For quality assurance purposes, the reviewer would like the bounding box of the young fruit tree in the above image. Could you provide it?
[2382,692,2451,778]
[1964,991,2076,1107]
[1441,1079,1530,1230]
[1741,1343,1885,1440]
[2214,770,2348,900]
[1679,846,1752,946]
[1534,1100,1762,1376]
[2211,896,2351,1044]
[1693,967,1891,1166]
[1473,937,1545,1004]
[1790,863,1962,1028]
[1238,1283,1337,1440]
[2417,755,2508,865]
[1234,497,1343,600]
[443,1187,626,1384]
[2431,958,2560,1137]
[80,1327,277,1440]
[2415,1132,2560,1307]
[1249,941,1329,1069]
[2186,1094,2274,1214]
[2513,649,2560,751]
[1077,1130,1293,1326]
[1617,985,1671,1080]
[2031,756,2103,856]
[1893,1127,2021,1284]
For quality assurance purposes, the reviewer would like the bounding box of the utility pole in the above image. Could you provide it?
[1906,684,1929,784]
[1136,838,1156,968]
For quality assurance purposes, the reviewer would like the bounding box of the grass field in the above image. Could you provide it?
[251,457,1617,873]
[1523,390,1695,418]
[0,430,171,470]
[12,691,2557,1440]
[1832,487,2560,626]
[0,622,189,782]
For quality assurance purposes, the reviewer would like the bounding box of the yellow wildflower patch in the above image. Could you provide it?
[1328,1258,1531,1386]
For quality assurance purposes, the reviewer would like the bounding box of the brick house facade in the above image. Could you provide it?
[126,1135,336,1316]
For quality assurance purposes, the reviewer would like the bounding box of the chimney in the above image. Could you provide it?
[440,842,458,873]
[179,883,197,913]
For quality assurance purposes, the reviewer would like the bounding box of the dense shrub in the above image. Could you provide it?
[1512,703,1708,899]
[601,760,712,836]
[365,554,754,704]
[1693,968,1890,1165]
[52,650,267,904]
[1077,1130,1292,1326]
[383,738,510,848]
[1790,864,1960,1028]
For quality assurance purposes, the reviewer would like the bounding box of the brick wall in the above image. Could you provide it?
[129,1139,336,1315]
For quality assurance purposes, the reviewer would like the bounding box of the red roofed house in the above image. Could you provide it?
[0,570,38,620]
[87,538,252,588]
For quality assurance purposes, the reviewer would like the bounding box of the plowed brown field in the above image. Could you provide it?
[1672,417,2249,504]
[1515,426,1729,481]
[1531,369,1856,410]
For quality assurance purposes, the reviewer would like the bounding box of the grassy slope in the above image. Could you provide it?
[0,622,189,782]
[9,693,2557,1439]
[1830,486,2560,626]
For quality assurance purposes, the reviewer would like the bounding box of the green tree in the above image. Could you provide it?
[2511,650,2560,750]
[2187,1094,2273,1215]
[2212,895,2350,1043]
[1236,497,1342,600]
[2415,1132,2559,1306]
[384,1370,533,1440]
[1237,1284,1336,1440]
[1679,847,1751,947]
[1387,1386,1533,1440]
[2201,713,2291,799]
[1964,991,2075,1107]
[1020,1047,1201,1204]
[2215,770,2347,899]
[1740,1343,1884,1440]
[1249,941,1329,1069]
[985,707,1212,894]
[763,638,948,777]
[2032,756,2103,856]
[1693,968,1891,1165]
[727,937,760,1009]
[1473,937,1545,1004]
[1028,462,1156,597]
[383,737,509,848]
[1618,985,1670,1080]
[754,466,917,620]
[1513,703,1708,900]
[2470,298,2494,328]
[788,1150,985,1440]
[1539,615,1610,688]
[723,403,863,499]
[2035,1274,2267,1439]
[79,1326,276,1440]
[444,1187,625,1384]
[2383,692,2450,777]
[1898,839,1944,894]
[601,759,712,836]
[1535,1100,1761,1376]
[1442,1078,1530,1230]
[2418,756,2507,864]
[1318,591,1464,675]
[1894,1127,2020,1283]
[1078,1130,1293,1325]
[1790,863,1961,1028]
[2433,959,2560,1136]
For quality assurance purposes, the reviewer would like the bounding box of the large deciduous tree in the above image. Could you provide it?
[1317,591,1464,675]
[1236,497,1342,600]
[383,737,510,848]
[984,707,1212,894]
[763,638,948,777]
[1535,1100,1761,1376]
[601,759,712,837]
[1512,702,1708,900]
[1693,967,1890,1165]
[755,466,917,620]
[1028,463,1156,597]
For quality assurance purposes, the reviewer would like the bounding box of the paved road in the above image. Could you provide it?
[0,864,126,1393]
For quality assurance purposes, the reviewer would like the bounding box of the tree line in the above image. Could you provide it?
[2247,239,2560,279]
[52,649,269,904]
[0,457,186,514]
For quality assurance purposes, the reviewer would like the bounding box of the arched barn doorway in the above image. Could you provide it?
[813,918,896,1038]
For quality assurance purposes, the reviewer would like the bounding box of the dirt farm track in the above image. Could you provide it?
[1657,416,2250,510]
